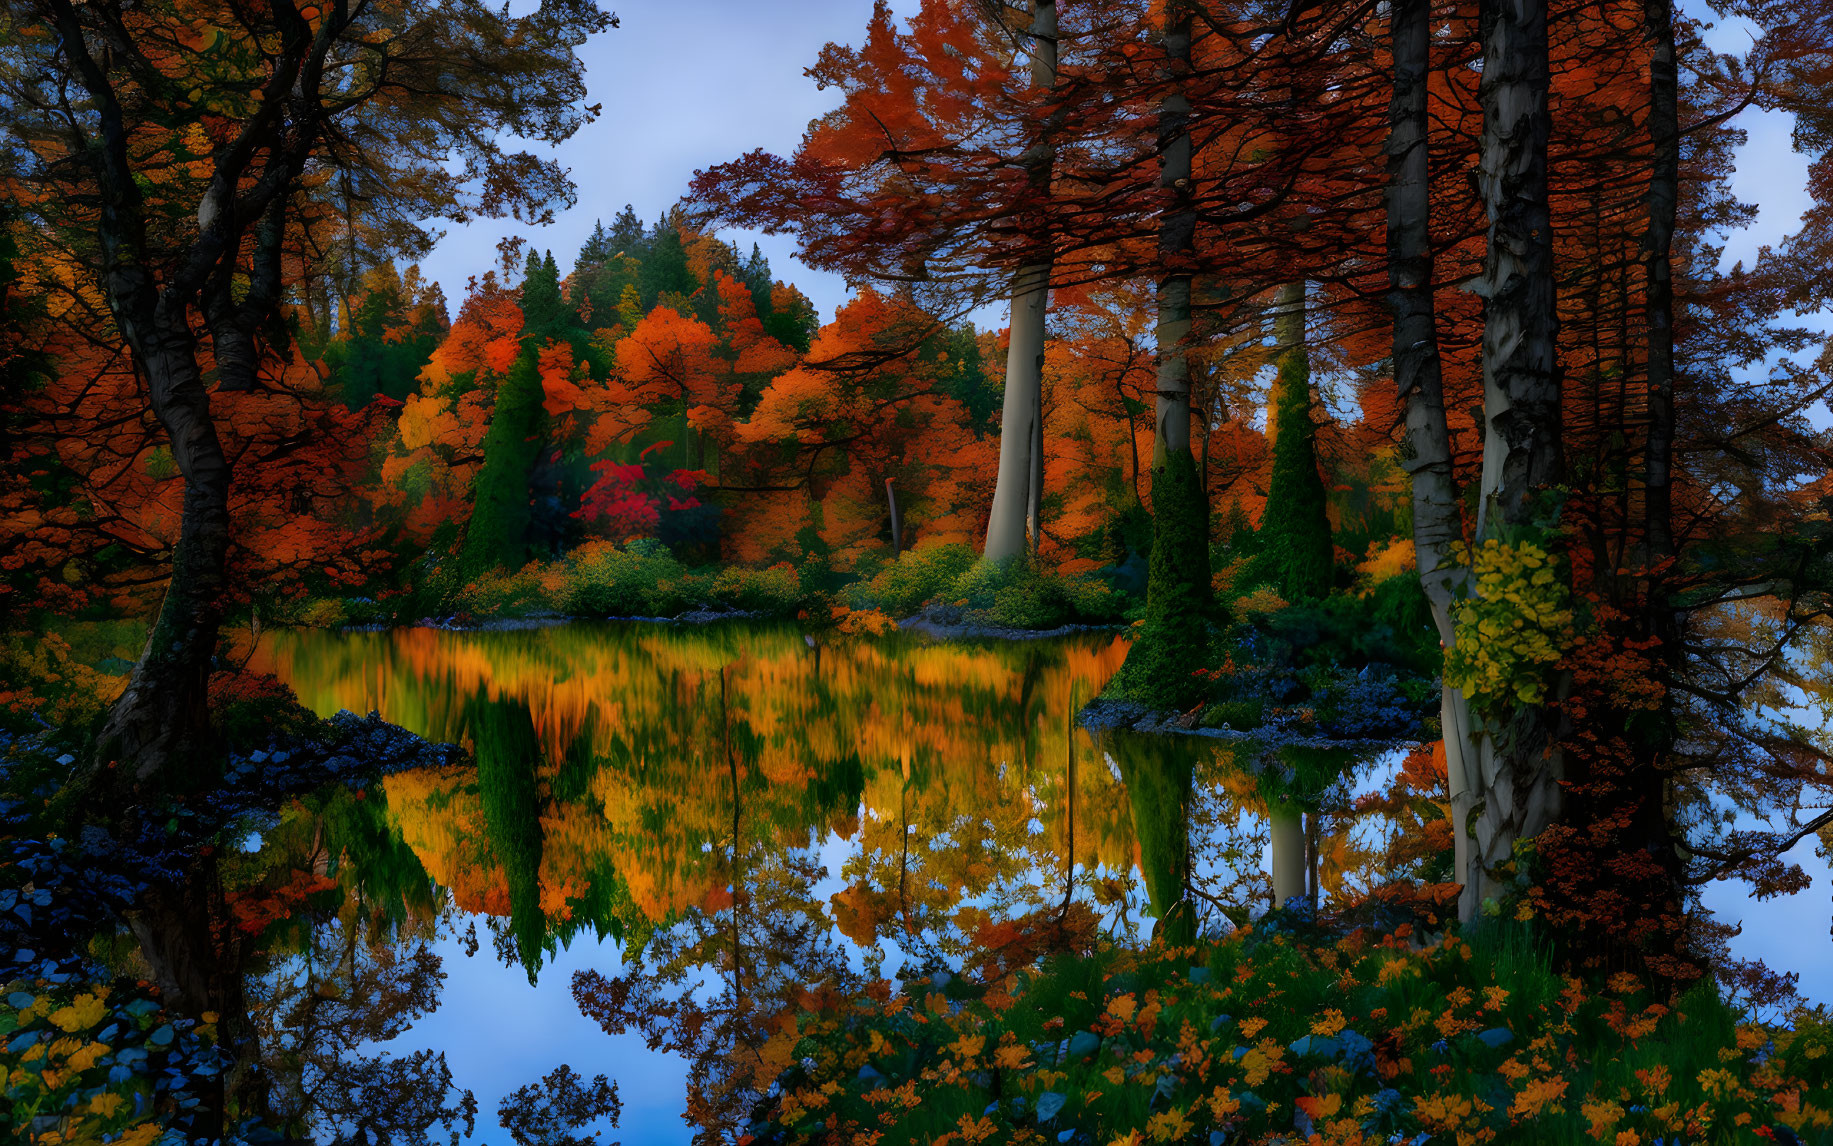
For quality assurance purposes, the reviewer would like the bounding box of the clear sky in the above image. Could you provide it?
[413,1,1827,331]
[416,0,872,327]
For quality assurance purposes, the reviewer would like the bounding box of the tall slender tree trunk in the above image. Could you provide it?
[1028,386,1045,550]
[983,0,1058,563]
[1643,0,1677,560]
[1267,281,1306,451]
[1117,0,1212,705]
[1467,0,1564,914]
[1152,4,1195,473]
[1387,0,1479,912]
[886,477,904,555]
[1474,0,1561,533]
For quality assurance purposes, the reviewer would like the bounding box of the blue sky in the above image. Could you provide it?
[417,0,869,325]
[415,1,1828,331]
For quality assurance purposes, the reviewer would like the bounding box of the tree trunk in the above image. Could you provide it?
[1475,0,1562,534]
[1150,2,1196,469]
[204,198,288,393]
[886,477,903,555]
[1027,387,1045,551]
[1267,281,1306,451]
[1387,0,1479,914]
[1306,809,1321,911]
[1269,799,1305,908]
[1116,0,1213,705]
[93,302,233,791]
[1643,0,1678,559]
[1466,0,1564,914]
[983,0,1057,563]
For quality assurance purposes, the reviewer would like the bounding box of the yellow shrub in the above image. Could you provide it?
[1443,538,1574,717]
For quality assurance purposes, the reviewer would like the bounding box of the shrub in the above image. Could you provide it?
[955,558,1126,630]
[208,669,317,744]
[561,539,686,618]
[451,562,565,621]
[0,632,122,741]
[848,542,978,617]
[709,563,804,615]
[293,597,350,629]
[1200,698,1265,730]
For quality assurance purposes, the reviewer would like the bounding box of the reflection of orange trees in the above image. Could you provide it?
[254,624,1135,939]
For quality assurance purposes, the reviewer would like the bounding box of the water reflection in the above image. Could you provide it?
[244,621,1422,1139]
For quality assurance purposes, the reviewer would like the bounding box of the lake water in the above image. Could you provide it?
[244,620,1826,1142]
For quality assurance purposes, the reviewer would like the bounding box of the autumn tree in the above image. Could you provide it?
[0,0,613,788]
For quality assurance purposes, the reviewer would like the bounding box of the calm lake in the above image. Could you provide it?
[240,619,1709,1141]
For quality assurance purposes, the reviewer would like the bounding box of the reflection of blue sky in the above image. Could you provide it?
[400,927,689,1144]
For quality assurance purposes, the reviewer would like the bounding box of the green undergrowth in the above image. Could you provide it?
[847,543,1128,630]
[284,538,1135,632]
[282,538,820,627]
[749,922,1833,1145]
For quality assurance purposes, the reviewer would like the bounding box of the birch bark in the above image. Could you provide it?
[1466,0,1565,914]
[1387,0,1480,911]
[983,0,1058,562]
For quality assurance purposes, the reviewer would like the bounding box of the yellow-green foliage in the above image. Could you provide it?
[0,633,123,736]
[709,563,802,613]
[450,562,569,620]
[1444,538,1574,717]
[0,981,213,1143]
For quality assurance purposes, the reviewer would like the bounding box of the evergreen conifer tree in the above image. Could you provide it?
[522,249,567,339]
[639,222,700,310]
[1252,345,1334,600]
[460,248,569,577]
[576,220,613,270]
[741,243,774,318]
[608,204,646,257]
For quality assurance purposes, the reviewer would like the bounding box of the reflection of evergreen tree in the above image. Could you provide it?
[1109,731,1196,945]
[470,689,549,983]
[322,784,440,934]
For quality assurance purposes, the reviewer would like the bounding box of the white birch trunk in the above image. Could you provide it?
[982,0,1057,563]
